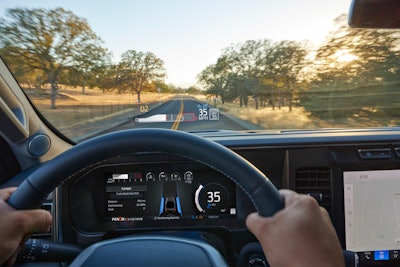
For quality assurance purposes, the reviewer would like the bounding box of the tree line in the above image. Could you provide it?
[1,8,399,115]
[197,14,400,116]
[0,8,171,108]
[198,39,308,111]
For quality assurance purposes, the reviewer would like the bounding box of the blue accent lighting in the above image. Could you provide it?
[159,197,165,215]
[176,196,182,215]
[374,250,389,261]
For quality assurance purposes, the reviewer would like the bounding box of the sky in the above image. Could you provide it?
[0,0,352,87]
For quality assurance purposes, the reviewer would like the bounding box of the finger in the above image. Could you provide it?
[279,189,299,206]
[246,212,268,237]
[319,206,338,233]
[0,187,17,201]
[245,212,259,232]
[13,209,52,234]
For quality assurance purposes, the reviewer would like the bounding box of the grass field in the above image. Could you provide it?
[25,87,171,140]
[203,96,400,130]
[25,86,400,141]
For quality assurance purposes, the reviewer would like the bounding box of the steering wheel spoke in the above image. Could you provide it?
[8,129,284,266]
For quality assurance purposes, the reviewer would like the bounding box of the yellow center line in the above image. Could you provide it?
[171,99,184,130]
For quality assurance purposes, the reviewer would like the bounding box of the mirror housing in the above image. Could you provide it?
[349,0,400,28]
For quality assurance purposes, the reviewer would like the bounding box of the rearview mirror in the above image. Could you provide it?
[349,0,400,28]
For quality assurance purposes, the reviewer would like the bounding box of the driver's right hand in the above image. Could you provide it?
[246,189,345,267]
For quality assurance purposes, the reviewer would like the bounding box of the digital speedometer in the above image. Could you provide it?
[194,183,229,214]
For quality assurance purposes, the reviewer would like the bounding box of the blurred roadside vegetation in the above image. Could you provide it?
[1,8,399,126]
[198,14,400,124]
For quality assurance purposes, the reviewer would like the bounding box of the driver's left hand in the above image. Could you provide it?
[0,187,52,266]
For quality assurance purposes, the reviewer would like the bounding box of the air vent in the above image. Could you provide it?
[295,167,332,215]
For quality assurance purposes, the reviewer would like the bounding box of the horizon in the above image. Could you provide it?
[0,0,352,87]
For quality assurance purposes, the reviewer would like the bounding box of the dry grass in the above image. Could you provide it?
[202,99,400,130]
[217,102,318,129]
[25,87,171,139]
[194,94,318,129]
[26,87,168,107]
[25,87,399,137]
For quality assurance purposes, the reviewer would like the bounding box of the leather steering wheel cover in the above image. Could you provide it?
[8,128,283,216]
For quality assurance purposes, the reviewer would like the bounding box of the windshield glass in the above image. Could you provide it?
[1,0,399,142]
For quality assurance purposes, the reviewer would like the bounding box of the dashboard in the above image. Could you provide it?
[49,129,400,266]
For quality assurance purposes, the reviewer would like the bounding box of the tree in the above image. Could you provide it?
[221,40,266,108]
[117,50,166,102]
[304,14,400,120]
[197,39,308,110]
[268,41,308,111]
[0,8,108,108]
[197,59,228,103]
[72,43,111,94]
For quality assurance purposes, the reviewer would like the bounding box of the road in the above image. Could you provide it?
[112,95,261,132]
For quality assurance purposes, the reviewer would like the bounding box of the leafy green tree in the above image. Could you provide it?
[186,86,202,95]
[117,50,166,102]
[221,40,266,108]
[198,62,227,103]
[92,64,118,93]
[72,43,111,94]
[198,39,308,110]
[0,7,108,108]
[268,41,308,111]
[153,81,174,94]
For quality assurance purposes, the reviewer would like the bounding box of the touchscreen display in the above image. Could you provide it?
[343,170,400,261]
[104,168,237,222]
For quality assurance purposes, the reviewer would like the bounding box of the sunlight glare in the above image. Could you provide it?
[334,49,358,62]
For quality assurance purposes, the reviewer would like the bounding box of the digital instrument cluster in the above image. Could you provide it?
[68,158,246,233]
[103,163,237,223]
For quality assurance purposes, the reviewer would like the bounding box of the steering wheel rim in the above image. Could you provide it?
[7,129,283,266]
[8,128,283,216]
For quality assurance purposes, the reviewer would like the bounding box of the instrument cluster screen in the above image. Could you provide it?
[104,165,237,223]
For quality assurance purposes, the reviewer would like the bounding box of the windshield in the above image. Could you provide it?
[1,0,399,142]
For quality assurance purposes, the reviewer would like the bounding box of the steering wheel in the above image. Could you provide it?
[7,128,284,266]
